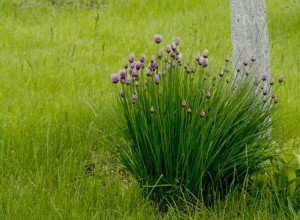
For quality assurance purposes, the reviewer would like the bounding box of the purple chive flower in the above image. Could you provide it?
[196,53,201,62]
[140,54,146,63]
[187,108,192,113]
[158,49,163,59]
[251,55,256,62]
[174,37,180,45]
[132,93,137,104]
[166,45,171,53]
[177,53,183,61]
[154,34,162,44]
[155,74,160,84]
[130,62,136,69]
[151,61,158,70]
[278,75,284,83]
[243,59,248,66]
[203,49,209,58]
[126,76,132,85]
[150,106,155,113]
[120,78,126,84]
[119,69,126,78]
[146,68,152,76]
[111,73,119,83]
[198,56,204,66]
[171,42,177,51]
[170,50,176,58]
[119,89,125,97]
[131,68,139,77]
[129,53,135,63]
[181,100,187,107]
[200,110,205,117]
[203,58,208,67]
[135,61,142,70]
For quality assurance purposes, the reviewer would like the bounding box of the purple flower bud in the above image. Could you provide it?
[119,89,125,97]
[200,110,205,117]
[177,53,183,61]
[181,100,187,107]
[126,77,132,85]
[174,37,180,45]
[111,74,119,83]
[132,93,137,104]
[150,106,155,113]
[130,62,136,69]
[129,53,135,63]
[251,55,256,62]
[203,58,208,67]
[124,62,129,69]
[278,75,284,83]
[205,91,211,98]
[166,45,171,53]
[151,61,158,70]
[131,68,139,77]
[187,108,192,113]
[170,51,176,58]
[225,55,230,62]
[140,54,146,63]
[171,43,177,51]
[135,61,142,70]
[198,56,204,66]
[155,74,160,84]
[203,49,209,58]
[243,59,248,66]
[154,34,162,44]
[119,69,126,78]
[146,68,152,76]
[120,78,126,84]
[196,53,201,62]
[158,49,163,59]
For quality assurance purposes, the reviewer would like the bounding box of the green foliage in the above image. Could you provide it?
[112,37,280,206]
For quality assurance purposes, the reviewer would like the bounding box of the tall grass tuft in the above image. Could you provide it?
[111,35,280,207]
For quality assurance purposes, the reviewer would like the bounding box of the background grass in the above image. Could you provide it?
[0,0,299,219]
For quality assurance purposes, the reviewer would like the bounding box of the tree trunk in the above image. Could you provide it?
[230,0,271,80]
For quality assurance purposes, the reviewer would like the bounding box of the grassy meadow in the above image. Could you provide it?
[0,0,299,219]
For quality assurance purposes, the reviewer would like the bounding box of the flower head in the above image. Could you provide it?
[111,73,119,83]
[187,108,192,113]
[132,93,137,104]
[119,69,126,78]
[181,100,187,107]
[203,49,209,58]
[119,89,125,97]
[200,110,205,117]
[129,53,135,63]
[155,74,160,84]
[154,34,162,44]
[150,106,155,113]
[140,54,146,63]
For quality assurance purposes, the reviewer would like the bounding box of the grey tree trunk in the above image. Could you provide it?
[230,0,271,80]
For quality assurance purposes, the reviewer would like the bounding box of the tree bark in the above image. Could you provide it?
[230,0,271,80]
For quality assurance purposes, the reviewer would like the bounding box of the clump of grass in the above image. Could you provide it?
[110,35,281,207]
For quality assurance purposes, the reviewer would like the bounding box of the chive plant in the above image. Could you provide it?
[110,35,282,206]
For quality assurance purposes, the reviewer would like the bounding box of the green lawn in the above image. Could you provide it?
[0,0,299,219]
